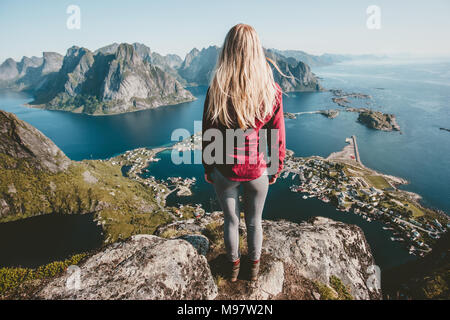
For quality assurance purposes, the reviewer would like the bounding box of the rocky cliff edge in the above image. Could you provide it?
[35,214,381,300]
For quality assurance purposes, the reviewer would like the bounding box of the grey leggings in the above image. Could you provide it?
[210,168,269,262]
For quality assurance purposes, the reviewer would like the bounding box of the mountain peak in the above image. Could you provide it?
[66,46,91,58]
[0,110,70,173]
[30,42,195,115]
[115,43,141,63]
[3,58,16,65]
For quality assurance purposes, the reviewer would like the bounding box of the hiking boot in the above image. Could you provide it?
[250,260,260,281]
[230,259,240,282]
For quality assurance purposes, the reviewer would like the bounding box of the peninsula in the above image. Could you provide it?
[282,137,448,256]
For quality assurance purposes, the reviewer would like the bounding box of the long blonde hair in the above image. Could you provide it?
[207,24,279,130]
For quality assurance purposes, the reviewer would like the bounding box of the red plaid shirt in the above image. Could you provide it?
[202,83,286,181]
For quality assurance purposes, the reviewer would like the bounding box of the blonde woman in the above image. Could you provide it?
[202,24,286,282]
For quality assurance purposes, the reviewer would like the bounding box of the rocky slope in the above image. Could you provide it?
[35,235,217,300]
[155,213,382,300]
[0,110,70,173]
[31,43,194,115]
[33,214,381,300]
[0,110,173,242]
[178,46,221,86]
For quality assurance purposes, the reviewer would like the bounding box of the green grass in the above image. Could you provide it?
[364,175,391,190]
[315,281,338,300]
[159,227,182,239]
[0,154,173,243]
[404,201,425,218]
[203,221,224,250]
[215,275,225,287]
[315,276,353,300]
[0,253,86,297]
[330,275,353,300]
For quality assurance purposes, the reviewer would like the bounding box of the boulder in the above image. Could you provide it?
[157,214,382,300]
[36,235,218,300]
[261,217,381,300]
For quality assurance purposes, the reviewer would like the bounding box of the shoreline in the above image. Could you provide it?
[281,138,448,256]
[23,96,197,117]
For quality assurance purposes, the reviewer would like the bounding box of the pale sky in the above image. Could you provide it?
[0,0,449,62]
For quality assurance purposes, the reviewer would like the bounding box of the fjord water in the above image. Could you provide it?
[1,59,449,270]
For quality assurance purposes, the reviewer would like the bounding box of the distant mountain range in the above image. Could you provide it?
[270,49,388,67]
[265,49,322,92]
[0,43,371,115]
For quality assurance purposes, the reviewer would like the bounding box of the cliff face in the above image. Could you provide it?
[0,110,70,173]
[178,46,220,86]
[265,49,322,92]
[0,53,63,91]
[0,58,19,82]
[96,42,185,84]
[39,52,64,75]
[32,43,195,115]
[34,214,381,300]
[17,56,44,78]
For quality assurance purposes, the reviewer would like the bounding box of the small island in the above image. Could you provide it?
[328,89,401,132]
[357,110,400,132]
[284,109,340,120]
[330,89,372,107]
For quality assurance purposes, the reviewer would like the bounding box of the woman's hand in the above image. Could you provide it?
[205,172,214,184]
[269,175,277,185]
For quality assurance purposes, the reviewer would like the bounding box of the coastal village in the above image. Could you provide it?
[281,136,449,256]
[108,146,204,220]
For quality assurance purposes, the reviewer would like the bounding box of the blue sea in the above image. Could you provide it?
[1,58,449,270]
